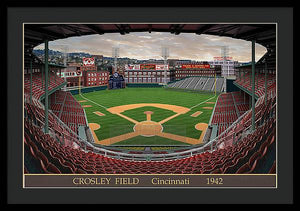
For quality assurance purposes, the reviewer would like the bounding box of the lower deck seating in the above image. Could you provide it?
[211,92,250,136]
[49,90,86,134]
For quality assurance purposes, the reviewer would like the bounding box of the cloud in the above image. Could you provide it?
[34,31,267,62]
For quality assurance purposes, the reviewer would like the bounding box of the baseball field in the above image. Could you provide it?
[73,87,218,147]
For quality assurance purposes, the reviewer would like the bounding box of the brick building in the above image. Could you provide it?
[83,71,110,87]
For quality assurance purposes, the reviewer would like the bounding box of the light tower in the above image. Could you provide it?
[112,46,119,74]
[221,46,229,92]
[161,46,169,85]
[221,46,229,76]
[62,45,69,91]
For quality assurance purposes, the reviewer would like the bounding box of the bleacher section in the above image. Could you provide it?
[167,77,225,92]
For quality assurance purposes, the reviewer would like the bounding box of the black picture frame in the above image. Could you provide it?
[5,5,294,204]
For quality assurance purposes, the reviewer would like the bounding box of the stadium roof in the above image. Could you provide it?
[24,24,276,50]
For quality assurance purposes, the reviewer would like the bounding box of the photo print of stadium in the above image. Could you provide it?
[23,24,276,187]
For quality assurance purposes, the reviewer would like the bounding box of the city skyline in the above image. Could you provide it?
[34,32,267,62]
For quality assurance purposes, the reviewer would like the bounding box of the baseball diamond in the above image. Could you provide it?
[74,88,217,146]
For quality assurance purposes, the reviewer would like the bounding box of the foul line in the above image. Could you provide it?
[189,95,217,110]
[79,93,108,110]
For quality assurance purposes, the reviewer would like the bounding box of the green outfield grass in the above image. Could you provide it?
[121,106,176,123]
[73,87,218,145]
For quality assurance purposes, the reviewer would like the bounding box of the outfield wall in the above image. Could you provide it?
[70,85,107,95]
[125,83,164,88]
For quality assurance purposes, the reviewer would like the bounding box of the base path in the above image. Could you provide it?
[93,111,105,117]
[89,123,101,143]
[191,111,203,117]
[107,103,190,114]
[203,107,213,110]
[195,123,208,143]
[97,132,139,145]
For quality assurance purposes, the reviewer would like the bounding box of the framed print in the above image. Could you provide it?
[6,6,293,204]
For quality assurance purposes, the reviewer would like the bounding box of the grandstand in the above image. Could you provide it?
[23,24,276,175]
[166,76,225,92]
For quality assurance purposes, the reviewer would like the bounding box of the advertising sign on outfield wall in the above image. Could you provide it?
[83,57,95,66]
[181,64,210,69]
[125,64,140,70]
[155,64,169,70]
[126,64,169,70]
[140,64,156,70]
[59,71,82,78]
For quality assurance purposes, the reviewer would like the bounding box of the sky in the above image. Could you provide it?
[34,32,267,62]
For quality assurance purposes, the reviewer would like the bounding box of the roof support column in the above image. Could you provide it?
[251,40,256,131]
[30,59,33,105]
[44,40,49,134]
[41,65,43,89]
[265,61,268,105]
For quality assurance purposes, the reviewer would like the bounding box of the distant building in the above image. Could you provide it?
[60,60,104,87]
[83,71,110,87]
[208,57,239,77]
[173,61,222,80]
[124,64,171,84]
